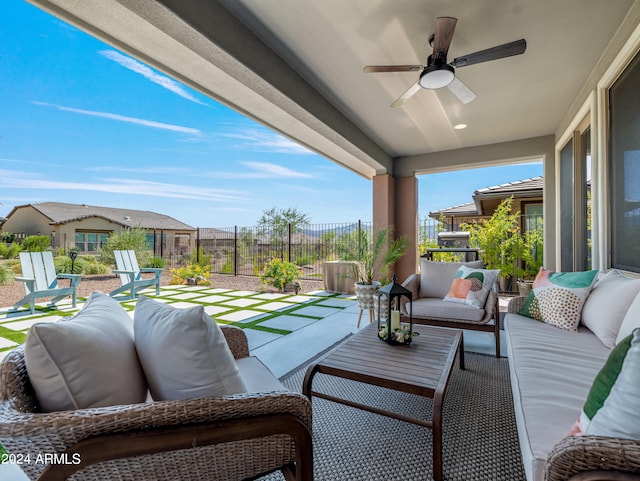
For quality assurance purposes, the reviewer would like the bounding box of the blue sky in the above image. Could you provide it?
[1,2,542,228]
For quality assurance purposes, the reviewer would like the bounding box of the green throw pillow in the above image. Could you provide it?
[570,328,640,439]
[517,268,598,331]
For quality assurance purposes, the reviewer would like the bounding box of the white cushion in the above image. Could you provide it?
[418,259,484,299]
[412,298,486,322]
[617,291,640,344]
[24,292,146,412]
[582,270,640,348]
[443,266,499,308]
[134,296,247,401]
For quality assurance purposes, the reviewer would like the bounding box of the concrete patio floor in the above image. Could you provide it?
[0,286,508,480]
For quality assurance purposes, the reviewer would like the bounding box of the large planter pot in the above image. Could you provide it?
[354,281,389,319]
[517,280,533,297]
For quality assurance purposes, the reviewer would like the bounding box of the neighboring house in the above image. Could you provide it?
[1,202,195,257]
[429,176,544,233]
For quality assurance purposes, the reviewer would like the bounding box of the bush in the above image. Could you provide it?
[1,232,15,243]
[170,263,211,286]
[145,256,165,268]
[190,247,211,268]
[0,243,21,259]
[0,262,14,285]
[54,255,109,275]
[260,258,301,291]
[21,235,50,252]
[100,227,152,267]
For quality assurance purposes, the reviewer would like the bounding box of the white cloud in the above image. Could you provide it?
[99,50,207,105]
[241,161,312,178]
[32,101,202,136]
[223,128,312,154]
[0,170,248,203]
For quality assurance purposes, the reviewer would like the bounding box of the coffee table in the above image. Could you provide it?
[302,323,464,481]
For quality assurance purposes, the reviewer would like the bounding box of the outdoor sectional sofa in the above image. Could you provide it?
[504,269,640,481]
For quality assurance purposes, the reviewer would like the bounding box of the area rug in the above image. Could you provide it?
[260,352,525,481]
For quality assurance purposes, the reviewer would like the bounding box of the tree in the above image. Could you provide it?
[257,207,311,237]
[257,207,311,260]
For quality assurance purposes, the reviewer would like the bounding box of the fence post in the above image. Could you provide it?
[196,228,201,265]
[288,223,292,263]
[234,225,238,276]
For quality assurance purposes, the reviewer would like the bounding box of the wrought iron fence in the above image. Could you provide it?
[192,221,372,280]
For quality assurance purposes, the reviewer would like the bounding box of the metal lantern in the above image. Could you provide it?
[376,274,413,345]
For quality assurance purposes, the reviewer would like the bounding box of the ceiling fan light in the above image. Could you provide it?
[419,64,455,89]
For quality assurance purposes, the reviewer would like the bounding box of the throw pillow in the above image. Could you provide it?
[134,296,247,401]
[24,292,147,412]
[518,268,598,331]
[443,265,499,308]
[582,270,640,348]
[419,259,484,299]
[569,328,640,439]
[617,292,640,345]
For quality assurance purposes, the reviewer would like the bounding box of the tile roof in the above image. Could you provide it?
[23,202,195,230]
[474,176,543,196]
[429,202,478,217]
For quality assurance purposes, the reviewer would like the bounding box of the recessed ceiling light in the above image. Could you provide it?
[454,123,467,130]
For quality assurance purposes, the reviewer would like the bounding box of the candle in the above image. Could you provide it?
[391,310,401,331]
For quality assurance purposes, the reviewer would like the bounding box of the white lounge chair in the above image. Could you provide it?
[13,251,81,315]
[109,250,163,300]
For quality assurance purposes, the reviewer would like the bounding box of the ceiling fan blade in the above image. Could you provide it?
[447,77,477,104]
[451,39,526,68]
[391,81,422,108]
[363,65,423,73]
[433,17,457,62]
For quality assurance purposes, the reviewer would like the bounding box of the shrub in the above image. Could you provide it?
[190,247,211,268]
[0,243,21,259]
[260,258,301,291]
[0,261,14,285]
[54,255,109,275]
[145,256,165,268]
[294,254,316,266]
[21,235,50,252]
[170,263,211,286]
[1,232,15,243]
[100,227,152,267]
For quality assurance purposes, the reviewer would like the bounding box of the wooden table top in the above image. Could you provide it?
[311,323,462,398]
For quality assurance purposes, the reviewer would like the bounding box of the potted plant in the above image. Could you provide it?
[352,227,410,318]
[515,225,544,297]
[260,258,302,293]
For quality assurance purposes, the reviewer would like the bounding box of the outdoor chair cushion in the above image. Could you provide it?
[418,259,484,299]
[581,269,640,348]
[24,291,147,412]
[412,297,486,322]
[134,296,247,401]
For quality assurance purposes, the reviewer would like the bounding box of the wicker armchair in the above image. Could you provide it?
[545,435,640,481]
[401,273,501,357]
[0,326,313,481]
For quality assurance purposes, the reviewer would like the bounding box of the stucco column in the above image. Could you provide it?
[372,174,418,283]
[394,176,418,282]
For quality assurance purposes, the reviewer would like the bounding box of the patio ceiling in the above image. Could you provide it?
[29,0,638,179]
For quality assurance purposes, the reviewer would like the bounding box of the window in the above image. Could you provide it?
[610,52,640,273]
[559,139,574,271]
[75,232,109,252]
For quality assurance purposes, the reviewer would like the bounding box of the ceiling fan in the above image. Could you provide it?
[363,17,526,108]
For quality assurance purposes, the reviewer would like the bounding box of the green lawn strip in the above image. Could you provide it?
[0,325,27,346]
